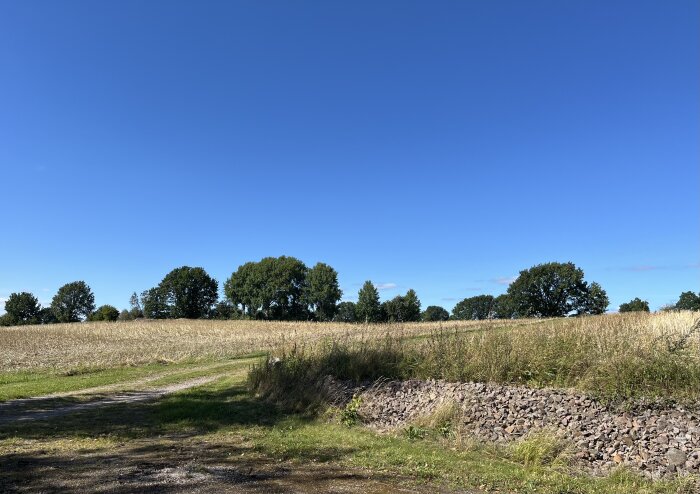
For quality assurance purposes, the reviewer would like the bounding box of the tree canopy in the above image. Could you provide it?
[334,301,357,322]
[224,256,308,320]
[89,305,120,322]
[382,289,422,322]
[304,262,342,321]
[452,295,494,320]
[356,281,382,323]
[158,266,218,319]
[675,291,700,311]
[619,297,650,313]
[506,262,607,317]
[51,281,95,322]
[422,305,449,322]
[3,292,41,325]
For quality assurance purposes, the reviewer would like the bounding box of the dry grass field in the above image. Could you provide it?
[2,312,700,493]
[0,317,534,373]
[1,312,697,374]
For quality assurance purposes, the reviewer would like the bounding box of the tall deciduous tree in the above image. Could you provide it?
[452,295,495,320]
[225,256,308,320]
[158,266,218,319]
[422,305,450,322]
[675,291,700,311]
[334,301,357,322]
[304,262,342,321]
[4,292,41,325]
[51,281,95,322]
[384,289,421,322]
[356,281,381,323]
[89,305,120,321]
[492,294,517,319]
[141,287,169,319]
[507,262,602,317]
[578,282,609,315]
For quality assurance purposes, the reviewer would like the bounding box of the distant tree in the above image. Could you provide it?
[38,307,57,324]
[129,291,143,319]
[304,262,342,321]
[334,301,357,322]
[212,300,240,320]
[619,297,650,313]
[89,305,120,322]
[382,298,399,322]
[422,305,449,322]
[141,287,169,319]
[159,266,218,318]
[403,289,421,322]
[452,295,495,320]
[4,292,41,325]
[118,309,134,321]
[51,281,95,322]
[225,256,308,320]
[675,291,700,311]
[577,282,609,315]
[507,262,602,318]
[384,289,421,322]
[356,281,382,323]
[492,294,517,319]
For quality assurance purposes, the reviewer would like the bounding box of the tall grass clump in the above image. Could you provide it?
[250,312,700,406]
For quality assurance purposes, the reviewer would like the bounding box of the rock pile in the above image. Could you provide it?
[354,379,700,479]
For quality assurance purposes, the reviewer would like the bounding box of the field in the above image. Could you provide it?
[1,313,699,493]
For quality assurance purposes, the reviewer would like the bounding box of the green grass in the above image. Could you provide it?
[0,354,262,401]
[170,377,697,494]
[249,315,700,405]
[1,368,696,493]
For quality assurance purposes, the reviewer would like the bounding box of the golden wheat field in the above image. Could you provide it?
[0,318,502,372]
[1,312,698,374]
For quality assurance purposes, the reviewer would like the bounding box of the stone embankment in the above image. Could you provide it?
[350,379,700,479]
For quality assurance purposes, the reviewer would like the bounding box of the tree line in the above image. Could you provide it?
[1,259,698,326]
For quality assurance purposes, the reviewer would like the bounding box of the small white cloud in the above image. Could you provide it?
[493,277,516,286]
[376,283,398,290]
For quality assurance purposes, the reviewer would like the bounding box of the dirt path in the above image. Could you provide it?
[0,373,230,424]
[9,358,255,401]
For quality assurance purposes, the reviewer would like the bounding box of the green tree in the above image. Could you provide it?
[212,300,240,320]
[619,297,650,313]
[507,262,597,317]
[158,266,218,319]
[421,305,449,322]
[304,262,342,321]
[225,256,308,320]
[334,301,357,322]
[356,281,382,323]
[118,309,134,321]
[4,292,41,325]
[675,291,700,311]
[577,282,609,315]
[384,289,421,322]
[89,305,120,321]
[38,307,58,324]
[452,295,495,320]
[51,281,95,322]
[129,291,143,319]
[141,287,169,319]
[492,294,517,319]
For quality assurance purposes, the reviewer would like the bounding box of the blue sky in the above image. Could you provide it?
[1,0,698,314]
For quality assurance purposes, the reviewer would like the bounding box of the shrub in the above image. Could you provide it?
[619,298,650,313]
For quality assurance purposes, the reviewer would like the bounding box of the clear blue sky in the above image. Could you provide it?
[1,0,698,314]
